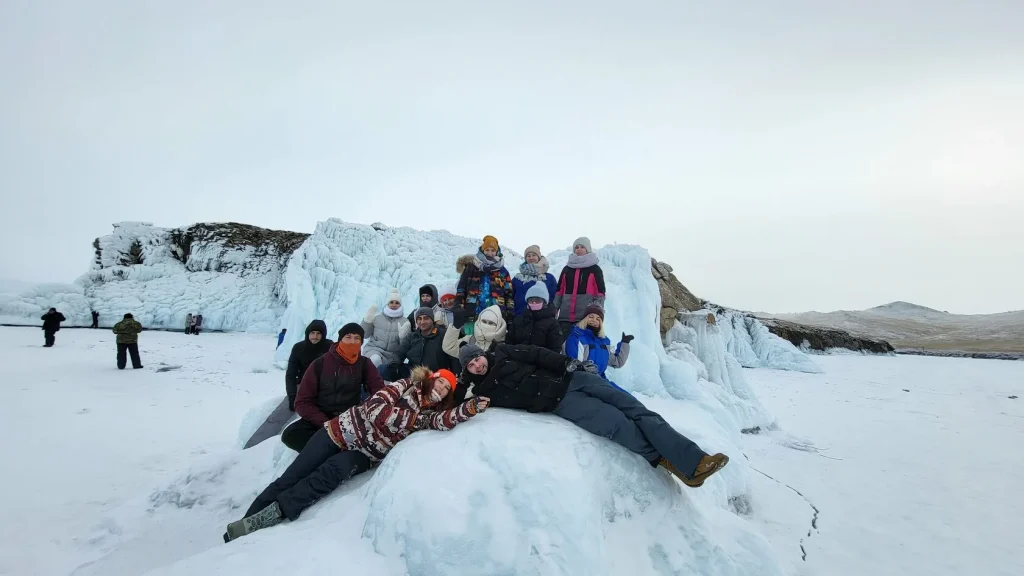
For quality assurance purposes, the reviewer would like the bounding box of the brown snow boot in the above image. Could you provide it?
[660,453,730,488]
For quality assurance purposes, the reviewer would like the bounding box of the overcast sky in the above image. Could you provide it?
[1,1,1021,314]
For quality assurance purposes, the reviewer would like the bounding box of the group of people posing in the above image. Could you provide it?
[224,236,729,543]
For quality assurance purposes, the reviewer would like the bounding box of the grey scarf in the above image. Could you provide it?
[515,261,541,282]
[475,249,505,271]
[567,252,599,269]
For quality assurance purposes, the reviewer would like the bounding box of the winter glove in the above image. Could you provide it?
[467,396,491,415]
[580,360,600,374]
[434,309,447,326]
[398,321,412,340]
[452,307,470,329]
[621,333,635,344]
[364,305,378,324]
[565,359,582,374]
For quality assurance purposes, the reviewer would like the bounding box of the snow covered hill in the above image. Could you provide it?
[766,302,1024,355]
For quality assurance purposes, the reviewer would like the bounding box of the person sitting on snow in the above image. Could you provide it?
[512,245,558,316]
[287,323,385,452]
[224,368,489,542]
[362,288,411,372]
[40,307,65,347]
[383,308,453,381]
[443,304,507,360]
[552,237,606,342]
[112,313,144,370]
[563,304,633,386]
[506,283,563,352]
[284,320,334,413]
[455,343,729,488]
[406,284,439,329]
[454,235,514,335]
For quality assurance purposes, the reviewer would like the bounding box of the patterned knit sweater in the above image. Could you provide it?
[324,376,479,462]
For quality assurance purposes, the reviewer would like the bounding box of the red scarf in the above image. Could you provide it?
[336,341,361,364]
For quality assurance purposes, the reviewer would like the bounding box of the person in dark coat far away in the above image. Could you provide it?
[506,283,563,352]
[41,308,66,347]
[456,343,730,488]
[285,320,334,412]
[112,313,144,369]
[90,310,99,329]
[284,323,385,452]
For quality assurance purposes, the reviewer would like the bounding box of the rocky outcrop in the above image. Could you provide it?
[758,317,894,354]
[651,259,703,335]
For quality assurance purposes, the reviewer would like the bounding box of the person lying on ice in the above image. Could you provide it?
[456,343,729,487]
[224,367,489,542]
[285,323,383,452]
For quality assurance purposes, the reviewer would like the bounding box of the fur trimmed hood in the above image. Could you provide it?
[456,254,479,274]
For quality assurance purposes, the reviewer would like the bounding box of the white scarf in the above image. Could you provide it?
[383,305,405,318]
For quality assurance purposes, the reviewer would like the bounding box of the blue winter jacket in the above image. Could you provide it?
[512,274,558,316]
[564,326,630,379]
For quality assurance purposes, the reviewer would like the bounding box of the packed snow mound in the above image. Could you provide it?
[0,222,305,331]
[86,411,781,576]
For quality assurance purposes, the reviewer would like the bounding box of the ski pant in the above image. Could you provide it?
[246,428,371,521]
[90,319,98,328]
[117,343,142,369]
[552,372,706,476]
[184,326,192,335]
[281,419,321,452]
[44,330,55,347]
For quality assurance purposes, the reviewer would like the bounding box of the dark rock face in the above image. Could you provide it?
[651,258,703,335]
[167,222,309,271]
[758,317,895,353]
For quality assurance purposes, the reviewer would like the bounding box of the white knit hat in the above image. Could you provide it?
[572,237,592,254]
[386,288,402,305]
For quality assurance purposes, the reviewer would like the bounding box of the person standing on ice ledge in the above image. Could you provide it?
[383,308,453,380]
[456,343,729,487]
[552,237,606,342]
[284,320,334,412]
[40,307,65,347]
[112,313,144,369]
[276,328,287,348]
[406,284,439,330]
[506,283,563,352]
[287,323,384,452]
[224,367,489,542]
[563,304,633,393]
[512,245,558,316]
[454,235,514,336]
[361,288,410,373]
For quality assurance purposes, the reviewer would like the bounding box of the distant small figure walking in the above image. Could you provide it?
[41,308,66,347]
[112,313,144,370]
[277,328,287,348]
[90,310,99,329]
[193,314,203,335]
[185,313,195,335]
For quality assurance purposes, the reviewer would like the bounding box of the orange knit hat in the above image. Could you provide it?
[481,235,499,252]
[432,369,458,393]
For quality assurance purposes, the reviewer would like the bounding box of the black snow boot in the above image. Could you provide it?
[224,501,284,542]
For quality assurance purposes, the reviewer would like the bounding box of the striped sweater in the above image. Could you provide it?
[324,376,479,462]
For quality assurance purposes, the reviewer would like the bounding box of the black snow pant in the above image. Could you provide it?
[246,428,371,521]
[552,372,707,476]
[44,330,56,347]
[117,343,143,369]
[90,318,98,328]
[281,419,321,452]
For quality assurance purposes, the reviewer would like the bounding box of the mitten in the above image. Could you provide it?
[398,321,412,340]
[581,360,600,374]
[621,333,635,344]
[453,307,470,329]
[364,305,378,324]
[467,396,491,415]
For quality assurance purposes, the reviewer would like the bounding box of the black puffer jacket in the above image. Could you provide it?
[463,344,572,412]
[506,305,562,352]
[41,311,66,332]
[285,320,334,410]
[394,324,452,372]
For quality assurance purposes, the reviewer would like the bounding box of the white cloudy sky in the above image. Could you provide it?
[1,0,1021,314]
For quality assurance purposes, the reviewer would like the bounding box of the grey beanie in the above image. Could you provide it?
[415,306,434,320]
[458,343,486,367]
[524,283,549,304]
[572,237,592,254]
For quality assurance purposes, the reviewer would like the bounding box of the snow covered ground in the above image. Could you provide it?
[2,328,1021,575]
[745,354,1024,576]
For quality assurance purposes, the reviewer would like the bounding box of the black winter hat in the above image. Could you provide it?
[338,322,365,341]
[123,313,133,319]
